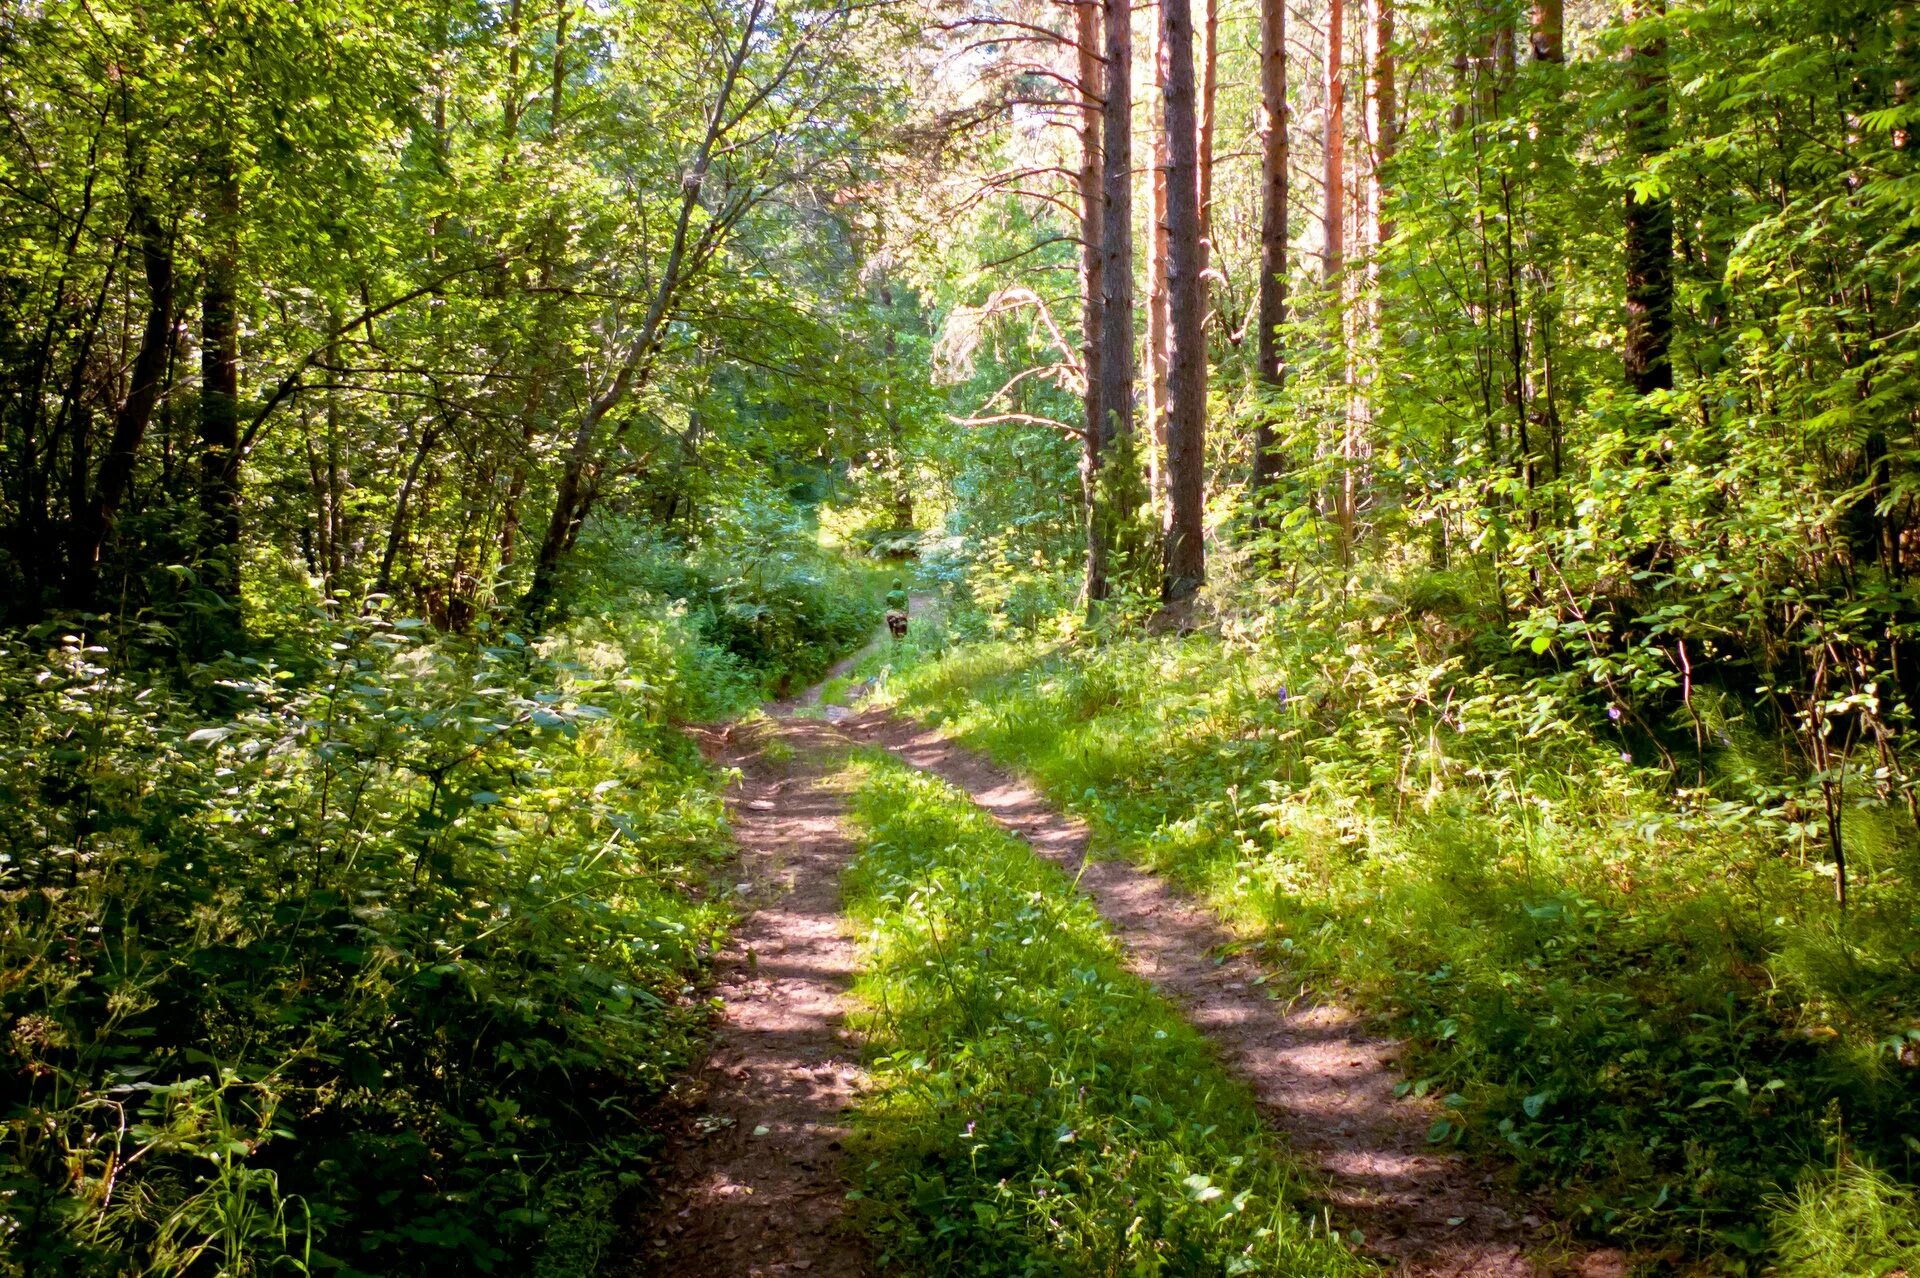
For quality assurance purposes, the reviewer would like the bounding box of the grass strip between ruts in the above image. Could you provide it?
[838,750,1369,1277]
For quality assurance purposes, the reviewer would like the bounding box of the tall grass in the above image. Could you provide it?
[873,628,1920,1262]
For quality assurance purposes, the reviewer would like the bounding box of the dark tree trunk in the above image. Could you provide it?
[1252,0,1289,519]
[1531,0,1564,62]
[379,418,442,594]
[1623,0,1673,399]
[1162,0,1207,602]
[69,201,173,608]
[1087,0,1136,607]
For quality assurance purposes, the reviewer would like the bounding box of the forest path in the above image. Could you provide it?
[623,709,870,1278]
[621,602,930,1277]
[840,706,1632,1278]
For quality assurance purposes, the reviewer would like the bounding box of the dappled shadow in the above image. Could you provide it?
[843,707,1629,1278]
[622,714,869,1278]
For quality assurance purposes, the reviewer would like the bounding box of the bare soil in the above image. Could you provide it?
[842,707,1631,1278]
[622,715,870,1278]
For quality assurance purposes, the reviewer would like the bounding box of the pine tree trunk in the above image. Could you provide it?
[1323,0,1346,281]
[1148,23,1170,517]
[1252,0,1289,518]
[1087,0,1136,607]
[1076,0,1105,528]
[1324,0,1354,557]
[1198,0,1218,287]
[1364,0,1395,265]
[1162,0,1207,601]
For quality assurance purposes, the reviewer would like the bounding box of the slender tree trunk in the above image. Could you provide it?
[502,0,523,160]
[1364,0,1395,267]
[1624,0,1673,399]
[199,155,243,601]
[880,282,913,528]
[379,418,441,594]
[1198,0,1218,290]
[551,3,569,131]
[325,340,347,584]
[1324,0,1355,557]
[522,0,763,620]
[1252,0,1289,519]
[1088,0,1136,607]
[1162,0,1207,601]
[1148,23,1171,516]
[497,431,533,566]
[69,200,173,607]
[1077,0,1106,548]
[1323,0,1346,280]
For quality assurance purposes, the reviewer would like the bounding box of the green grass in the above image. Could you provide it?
[1768,1161,1920,1277]
[839,752,1368,1277]
[871,632,1920,1264]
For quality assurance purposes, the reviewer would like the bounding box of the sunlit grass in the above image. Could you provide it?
[872,631,1920,1260]
[840,752,1369,1277]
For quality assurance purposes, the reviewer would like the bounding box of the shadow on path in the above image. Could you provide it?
[843,707,1631,1278]
[623,717,868,1278]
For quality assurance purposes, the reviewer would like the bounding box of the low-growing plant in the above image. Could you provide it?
[840,753,1368,1277]
[872,603,1920,1264]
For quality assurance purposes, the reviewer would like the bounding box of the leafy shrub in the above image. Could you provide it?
[0,610,733,1277]
[568,513,880,708]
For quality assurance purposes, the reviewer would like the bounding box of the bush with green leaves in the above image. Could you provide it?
[567,512,881,709]
[841,753,1366,1277]
[0,608,734,1277]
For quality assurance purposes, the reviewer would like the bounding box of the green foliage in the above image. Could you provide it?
[567,511,881,711]
[840,753,1366,1278]
[1769,1160,1920,1278]
[0,607,736,1276]
[874,590,1920,1263]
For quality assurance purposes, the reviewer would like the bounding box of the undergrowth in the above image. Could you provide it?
[0,513,884,1278]
[869,598,1920,1269]
[840,752,1368,1277]
[0,605,739,1276]
[566,510,882,712]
